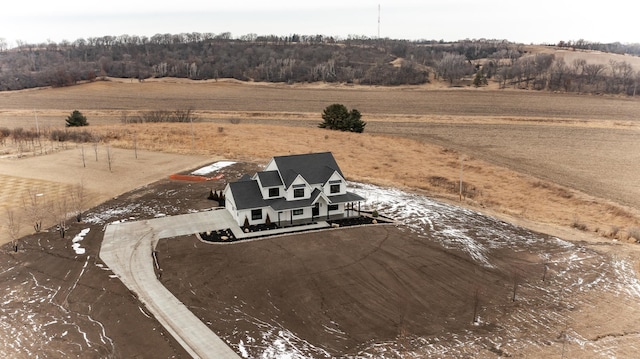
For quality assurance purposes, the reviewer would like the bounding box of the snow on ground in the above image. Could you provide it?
[84,203,141,225]
[0,266,113,357]
[71,228,90,255]
[228,303,333,359]
[230,182,640,358]
[191,161,236,175]
[11,175,635,358]
[351,182,546,267]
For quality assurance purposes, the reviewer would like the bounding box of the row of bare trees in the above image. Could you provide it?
[0,127,100,157]
[120,109,197,124]
[5,181,87,251]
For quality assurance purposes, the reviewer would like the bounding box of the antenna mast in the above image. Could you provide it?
[377,4,381,39]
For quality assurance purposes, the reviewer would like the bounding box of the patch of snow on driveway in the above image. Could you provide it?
[192,161,236,175]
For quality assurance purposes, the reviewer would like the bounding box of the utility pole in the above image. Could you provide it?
[190,117,195,153]
[34,109,39,134]
[459,155,464,201]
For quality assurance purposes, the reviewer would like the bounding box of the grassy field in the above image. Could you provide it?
[0,79,639,244]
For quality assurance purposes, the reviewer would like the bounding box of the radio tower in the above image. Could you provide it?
[377,4,381,39]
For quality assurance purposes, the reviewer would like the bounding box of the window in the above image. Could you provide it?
[251,209,262,220]
[294,188,304,198]
[268,187,280,197]
[328,204,339,211]
[330,184,340,193]
[292,209,304,216]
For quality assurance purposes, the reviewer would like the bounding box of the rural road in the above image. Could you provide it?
[100,210,240,359]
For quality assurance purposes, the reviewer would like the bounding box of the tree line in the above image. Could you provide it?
[1,33,639,95]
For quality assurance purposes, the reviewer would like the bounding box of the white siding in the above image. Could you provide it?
[223,185,238,223]
[261,185,284,199]
[285,175,310,200]
[324,171,346,196]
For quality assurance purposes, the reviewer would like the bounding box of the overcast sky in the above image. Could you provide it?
[1,0,637,47]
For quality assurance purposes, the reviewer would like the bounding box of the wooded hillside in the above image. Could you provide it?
[1,33,639,95]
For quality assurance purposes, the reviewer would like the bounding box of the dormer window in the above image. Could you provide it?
[330,184,340,194]
[268,187,280,197]
[294,188,304,198]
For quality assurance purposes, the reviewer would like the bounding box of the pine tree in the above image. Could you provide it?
[319,104,366,133]
[473,70,487,88]
[66,110,89,127]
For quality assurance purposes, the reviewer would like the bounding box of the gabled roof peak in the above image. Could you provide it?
[273,152,344,188]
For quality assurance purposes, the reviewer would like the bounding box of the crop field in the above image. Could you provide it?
[0,79,638,245]
[1,48,639,358]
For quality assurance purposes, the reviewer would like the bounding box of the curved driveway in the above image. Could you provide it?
[100,210,240,359]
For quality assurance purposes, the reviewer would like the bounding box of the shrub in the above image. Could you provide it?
[610,225,620,238]
[135,109,197,123]
[571,217,587,231]
[628,227,640,242]
[372,209,379,218]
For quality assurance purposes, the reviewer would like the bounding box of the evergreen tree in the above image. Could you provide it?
[473,70,488,87]
[66,110,89,127]
[319,104,366,133]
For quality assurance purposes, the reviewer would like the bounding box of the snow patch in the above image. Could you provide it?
[71,228,90,255]
[191,161,236,175]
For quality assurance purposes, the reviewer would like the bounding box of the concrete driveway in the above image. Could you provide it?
[100,209,240,359]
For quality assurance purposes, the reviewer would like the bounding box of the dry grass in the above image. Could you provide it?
[1,80,639,244]
[86,122,640,242]
[0,146,213,244]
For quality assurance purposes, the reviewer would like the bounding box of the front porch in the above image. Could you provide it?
[276,212,361,228]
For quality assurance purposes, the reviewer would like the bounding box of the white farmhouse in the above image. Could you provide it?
[223,152,365,227]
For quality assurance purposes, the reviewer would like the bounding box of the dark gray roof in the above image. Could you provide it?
[328,192,366,204]
[273,152,343,188]
[266,189,323,211]
[256,171,283,187]
[228,180,267,210]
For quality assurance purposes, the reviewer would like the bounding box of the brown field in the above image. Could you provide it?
[0,79,639,246]
[525,45,640,71]
[1,79,640,357]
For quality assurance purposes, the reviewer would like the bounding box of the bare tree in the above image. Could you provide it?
[542,255,550,282]
[70,181,87,222]
[6,209,21,252]
[80,145,86,167]
[55,197,68,238]
[584,63,605,85]
[133,132,138,159]
[92,140,99,161]
[106,145,114,172]
[472,286,482,324]
[23,189,47,232]
[511,267,520,302]
[436,52,472,85]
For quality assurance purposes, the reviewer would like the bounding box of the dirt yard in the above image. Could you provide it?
[2,162,638,358]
